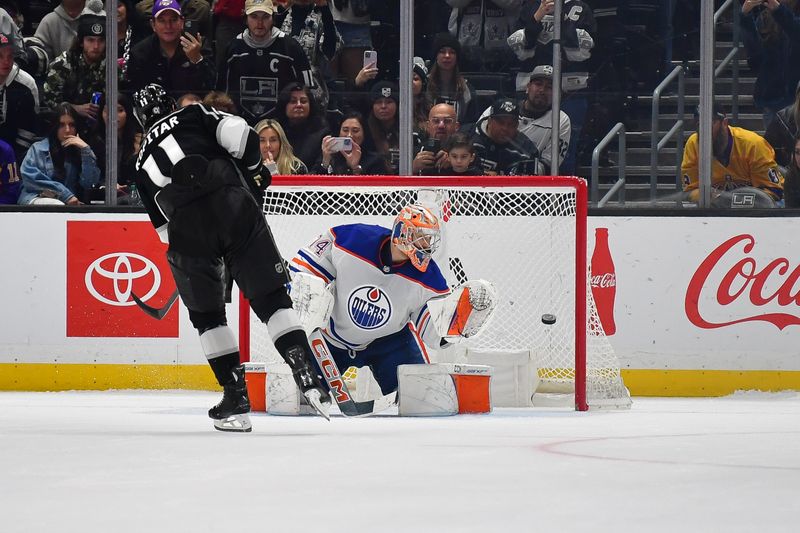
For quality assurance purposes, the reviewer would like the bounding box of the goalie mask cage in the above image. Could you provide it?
[240,176,631,411]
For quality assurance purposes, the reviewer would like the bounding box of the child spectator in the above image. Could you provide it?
[444,132,481,176]
[18,103,101,205]
[255,118,308,175]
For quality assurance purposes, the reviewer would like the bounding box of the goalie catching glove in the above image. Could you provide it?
[427,279,497,343]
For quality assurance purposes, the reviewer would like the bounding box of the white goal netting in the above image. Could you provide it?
[244,177,630,410]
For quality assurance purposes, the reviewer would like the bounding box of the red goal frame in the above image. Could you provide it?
[239,175,589,411]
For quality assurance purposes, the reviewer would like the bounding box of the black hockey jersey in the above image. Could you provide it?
[135,103,264,242]
[509,0,596,90]
[218,28,314,124]
[471,120,541,175]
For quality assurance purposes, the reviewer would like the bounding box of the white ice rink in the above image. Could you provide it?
[1,391,798,533]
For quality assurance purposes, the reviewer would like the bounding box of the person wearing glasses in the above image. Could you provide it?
[411,103,460,175]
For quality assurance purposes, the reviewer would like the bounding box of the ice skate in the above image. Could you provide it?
[284,345,332,420]
[209,365,252,432]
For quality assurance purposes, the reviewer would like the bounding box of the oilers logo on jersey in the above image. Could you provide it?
[348,286,392,330]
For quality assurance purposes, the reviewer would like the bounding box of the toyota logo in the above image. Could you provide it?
[84,253,161,306]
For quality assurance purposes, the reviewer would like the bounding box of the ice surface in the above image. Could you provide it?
[1,391,798,532]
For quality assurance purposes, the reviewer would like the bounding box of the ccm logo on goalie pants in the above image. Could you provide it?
[310,338,351,402]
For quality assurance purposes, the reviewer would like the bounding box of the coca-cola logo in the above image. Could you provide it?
[685,234,800,330]
[591,273,616,288]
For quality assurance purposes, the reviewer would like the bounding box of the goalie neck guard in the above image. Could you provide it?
[391,204,441,272]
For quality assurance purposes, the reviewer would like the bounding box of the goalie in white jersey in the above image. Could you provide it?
[289,204,496,397]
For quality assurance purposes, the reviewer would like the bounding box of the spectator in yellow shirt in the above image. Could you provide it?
[682,103,784,205]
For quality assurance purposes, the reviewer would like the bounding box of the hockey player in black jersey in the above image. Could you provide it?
[132,84,331,431]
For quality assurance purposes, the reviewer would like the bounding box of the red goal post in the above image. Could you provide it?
[239,175,630,411]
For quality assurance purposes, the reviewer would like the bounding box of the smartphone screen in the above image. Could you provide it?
[363,50,377,69]
[184,20,199,37]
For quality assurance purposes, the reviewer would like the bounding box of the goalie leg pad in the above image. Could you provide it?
[397,363,492,416]
[264,364,317,416]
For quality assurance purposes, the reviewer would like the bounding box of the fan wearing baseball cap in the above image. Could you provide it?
[42,2,107,118]
[217,0,314,125]
[127,0,215,94]
[471,97,540,175]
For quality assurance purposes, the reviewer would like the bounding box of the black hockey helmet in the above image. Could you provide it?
[133,84,176,130]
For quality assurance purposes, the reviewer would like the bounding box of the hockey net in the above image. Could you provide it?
[241,176,630,411]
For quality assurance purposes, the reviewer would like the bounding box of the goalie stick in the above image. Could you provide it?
[131,289,180,320]
[308,329,394,417]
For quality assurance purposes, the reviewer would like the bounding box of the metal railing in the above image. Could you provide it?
[591,123,626,207]
[714,0,741,122]
[650,65,686,204]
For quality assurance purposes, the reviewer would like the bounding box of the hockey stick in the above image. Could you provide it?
[131,289,179,320]
[308,329,394,417]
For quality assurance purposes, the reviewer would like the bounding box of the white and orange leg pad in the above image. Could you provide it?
[244,363,317,416]
[397,363,492,416]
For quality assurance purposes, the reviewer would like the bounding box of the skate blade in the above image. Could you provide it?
[304,389,331,421]
[213,413,253,432]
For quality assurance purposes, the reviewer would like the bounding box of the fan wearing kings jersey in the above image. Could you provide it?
[290,204,495,397]
[133,83,331,432]
[217,0,314,125]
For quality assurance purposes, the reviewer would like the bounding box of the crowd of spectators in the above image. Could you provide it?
[0,0,797,208]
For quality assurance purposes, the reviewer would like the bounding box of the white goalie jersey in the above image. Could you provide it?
[289,224,451,351]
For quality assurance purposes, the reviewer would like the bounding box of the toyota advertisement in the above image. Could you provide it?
[0,212,797,393]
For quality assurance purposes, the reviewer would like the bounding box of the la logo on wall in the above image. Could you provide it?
[67,221,179,337]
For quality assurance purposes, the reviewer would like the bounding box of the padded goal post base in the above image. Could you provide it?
[397,363,492,416]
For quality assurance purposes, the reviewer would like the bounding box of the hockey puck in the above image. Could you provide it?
[541,314,556,325]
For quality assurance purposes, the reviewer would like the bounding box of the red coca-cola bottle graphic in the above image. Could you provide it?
[590,227,617,335]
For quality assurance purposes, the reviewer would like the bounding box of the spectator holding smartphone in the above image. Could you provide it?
[127,0,215,95]
[367,81,399,174]
[314,110,387,175]
[412,102,460,175]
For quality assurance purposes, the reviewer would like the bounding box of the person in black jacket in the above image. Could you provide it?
[313,110,388,176]
[471,97,541,175]
[126,0,215,96]
[275,81,330,168]
[217,0,314,125]
[132,83,331,432]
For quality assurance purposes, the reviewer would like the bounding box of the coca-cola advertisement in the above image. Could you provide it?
[685,233,800,331]
[591,227,617,335]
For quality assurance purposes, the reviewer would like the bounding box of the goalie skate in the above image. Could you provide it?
[283,345,332,420]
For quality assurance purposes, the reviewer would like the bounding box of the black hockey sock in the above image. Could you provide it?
[208,352,242,386]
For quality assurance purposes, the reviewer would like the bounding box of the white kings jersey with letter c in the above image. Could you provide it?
[289,224,450,351]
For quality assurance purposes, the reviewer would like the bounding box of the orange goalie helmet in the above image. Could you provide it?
[392,204,441,272]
